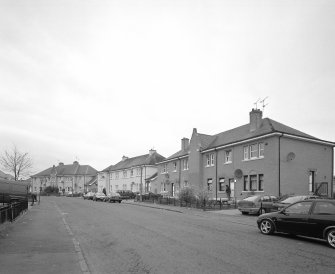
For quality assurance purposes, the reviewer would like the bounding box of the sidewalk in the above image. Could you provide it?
[122,199,242,216]
[0,200,82,274]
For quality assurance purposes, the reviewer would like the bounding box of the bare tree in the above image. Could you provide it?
[0,145,33,181]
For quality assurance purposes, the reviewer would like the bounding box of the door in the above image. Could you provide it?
[275,201,313,235]
[171,183,175,197]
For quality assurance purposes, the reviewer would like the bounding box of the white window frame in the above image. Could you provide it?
[259,143,264,157]
[173,162,177,172]
[224,150,232,163]
[210,153,215,166]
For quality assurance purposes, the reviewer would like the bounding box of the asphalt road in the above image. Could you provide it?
[51,197,335,274]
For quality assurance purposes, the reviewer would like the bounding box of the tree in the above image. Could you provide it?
[0,145,33,181]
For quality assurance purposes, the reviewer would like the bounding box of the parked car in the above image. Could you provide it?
[237,195,279,215]
[105,192,122,203]
[92,192,106,201]
[116,190,136,200]
[257,199,335,249]
[83,192,94,200]
[272,195,320,211]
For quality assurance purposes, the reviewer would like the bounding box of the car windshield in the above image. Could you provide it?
[280,196,305,204]
[243,196,260,202]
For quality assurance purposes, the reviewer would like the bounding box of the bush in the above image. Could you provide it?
[179,187,196,204]
[43,186,59,194]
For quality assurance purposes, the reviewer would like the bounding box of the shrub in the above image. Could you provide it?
[43,186,59,194]
[179,187,196,204]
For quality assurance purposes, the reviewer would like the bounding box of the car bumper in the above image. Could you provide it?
[238,207,260,214]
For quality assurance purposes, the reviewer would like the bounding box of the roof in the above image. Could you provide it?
[105,152,166,172]
[205,118,320,150]
[31,163,98,177]
[0,170,14,180]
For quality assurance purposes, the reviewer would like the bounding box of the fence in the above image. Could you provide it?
[0,199,28,224]
[137,195,237,211]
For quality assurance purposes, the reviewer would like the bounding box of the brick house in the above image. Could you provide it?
[100,149,165,194]
[31,161,98,194]
[155,109,335,200]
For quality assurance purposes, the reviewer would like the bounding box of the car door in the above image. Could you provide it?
[275,201,313,235]
[308,201,335,238]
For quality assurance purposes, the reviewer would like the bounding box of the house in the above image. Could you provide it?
[156,109,335,200]
[31,161,98,194]
[100,149,165,194]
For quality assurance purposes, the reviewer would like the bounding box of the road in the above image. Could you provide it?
[54,197,335,274]
[1,197,335,274]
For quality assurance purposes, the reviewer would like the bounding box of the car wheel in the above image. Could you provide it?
[259,219,274,235]
[241,212,248,215]
[326,229,335,249]
[259,208,266,215]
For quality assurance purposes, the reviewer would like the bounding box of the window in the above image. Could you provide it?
[130,169,134,177]
[258,174,264,191]
[183,180,188,187]
[243,142,264,160]
[110,173,114,180]
[116,172,119,179]
[137,168,141,176]
[123,184,127,190]
[206,154,210,166]
[162,164,167,173]
[219,178,225,191]
[183,159,189,170]
[224,150,232,163]
[309,170,315,193]
[123,170,127,178]
[312,202,335,215]
[259,143,264,157]
[173,162,177,172]
[115,185,119,190]
[207,179,213,191]
[243,146,249,160]
[206,153,215,167]
[250,144,258,159]
[250,175,257,191]
[285,202,312,215]
[243,176,249,191]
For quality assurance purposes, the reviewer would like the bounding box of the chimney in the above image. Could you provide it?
[58,162,64,166]
[73,161,79,165]
[149,149,156,156]
[249,108,263,132]
[122,156,128,161]
[181,138,189,151]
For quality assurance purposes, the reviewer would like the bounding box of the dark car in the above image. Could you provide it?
[272,195,320,211]
[105,192,122,203]
[237,195,279,215]
[257,199,335,249]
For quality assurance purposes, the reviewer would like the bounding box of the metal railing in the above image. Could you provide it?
[137,195,237,211]
[0,199,28,224]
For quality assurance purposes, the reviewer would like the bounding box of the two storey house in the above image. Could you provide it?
[156,109,335,200]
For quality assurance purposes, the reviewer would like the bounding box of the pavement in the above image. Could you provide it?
[0,200,83,274]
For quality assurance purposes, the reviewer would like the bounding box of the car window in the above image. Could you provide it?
[312,202,335,215]
[243,196,260,202]
[270,196,278,202]
[261,196,270,202]
[281,196,305,204]
[285,201,313,215]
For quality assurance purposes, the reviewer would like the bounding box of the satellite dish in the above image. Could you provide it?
[287,152,296,161]
[234,169,243,179]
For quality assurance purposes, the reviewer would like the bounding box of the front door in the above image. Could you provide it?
[171,183,175,197]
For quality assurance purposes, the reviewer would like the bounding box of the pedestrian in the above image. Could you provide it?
[225,185,231,200]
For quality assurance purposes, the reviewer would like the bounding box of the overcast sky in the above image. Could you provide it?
[0,0,334,174]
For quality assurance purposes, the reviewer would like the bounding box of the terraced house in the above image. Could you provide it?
[99,149,165,194]
[31,161,98,194]
[156,109,335,200]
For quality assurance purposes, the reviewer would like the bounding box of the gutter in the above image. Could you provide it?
[279,133,283,197]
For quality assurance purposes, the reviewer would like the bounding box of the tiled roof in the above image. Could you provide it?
[106,152,166,171]
[32,163,98,177]
[205,118,319,150]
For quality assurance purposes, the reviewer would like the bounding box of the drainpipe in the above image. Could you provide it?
[278,133,283,197]
[331,148,334,198]
[178,158,182,191]
[215,149,218,201]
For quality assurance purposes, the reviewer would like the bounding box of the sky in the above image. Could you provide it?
[0,0,335,175]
